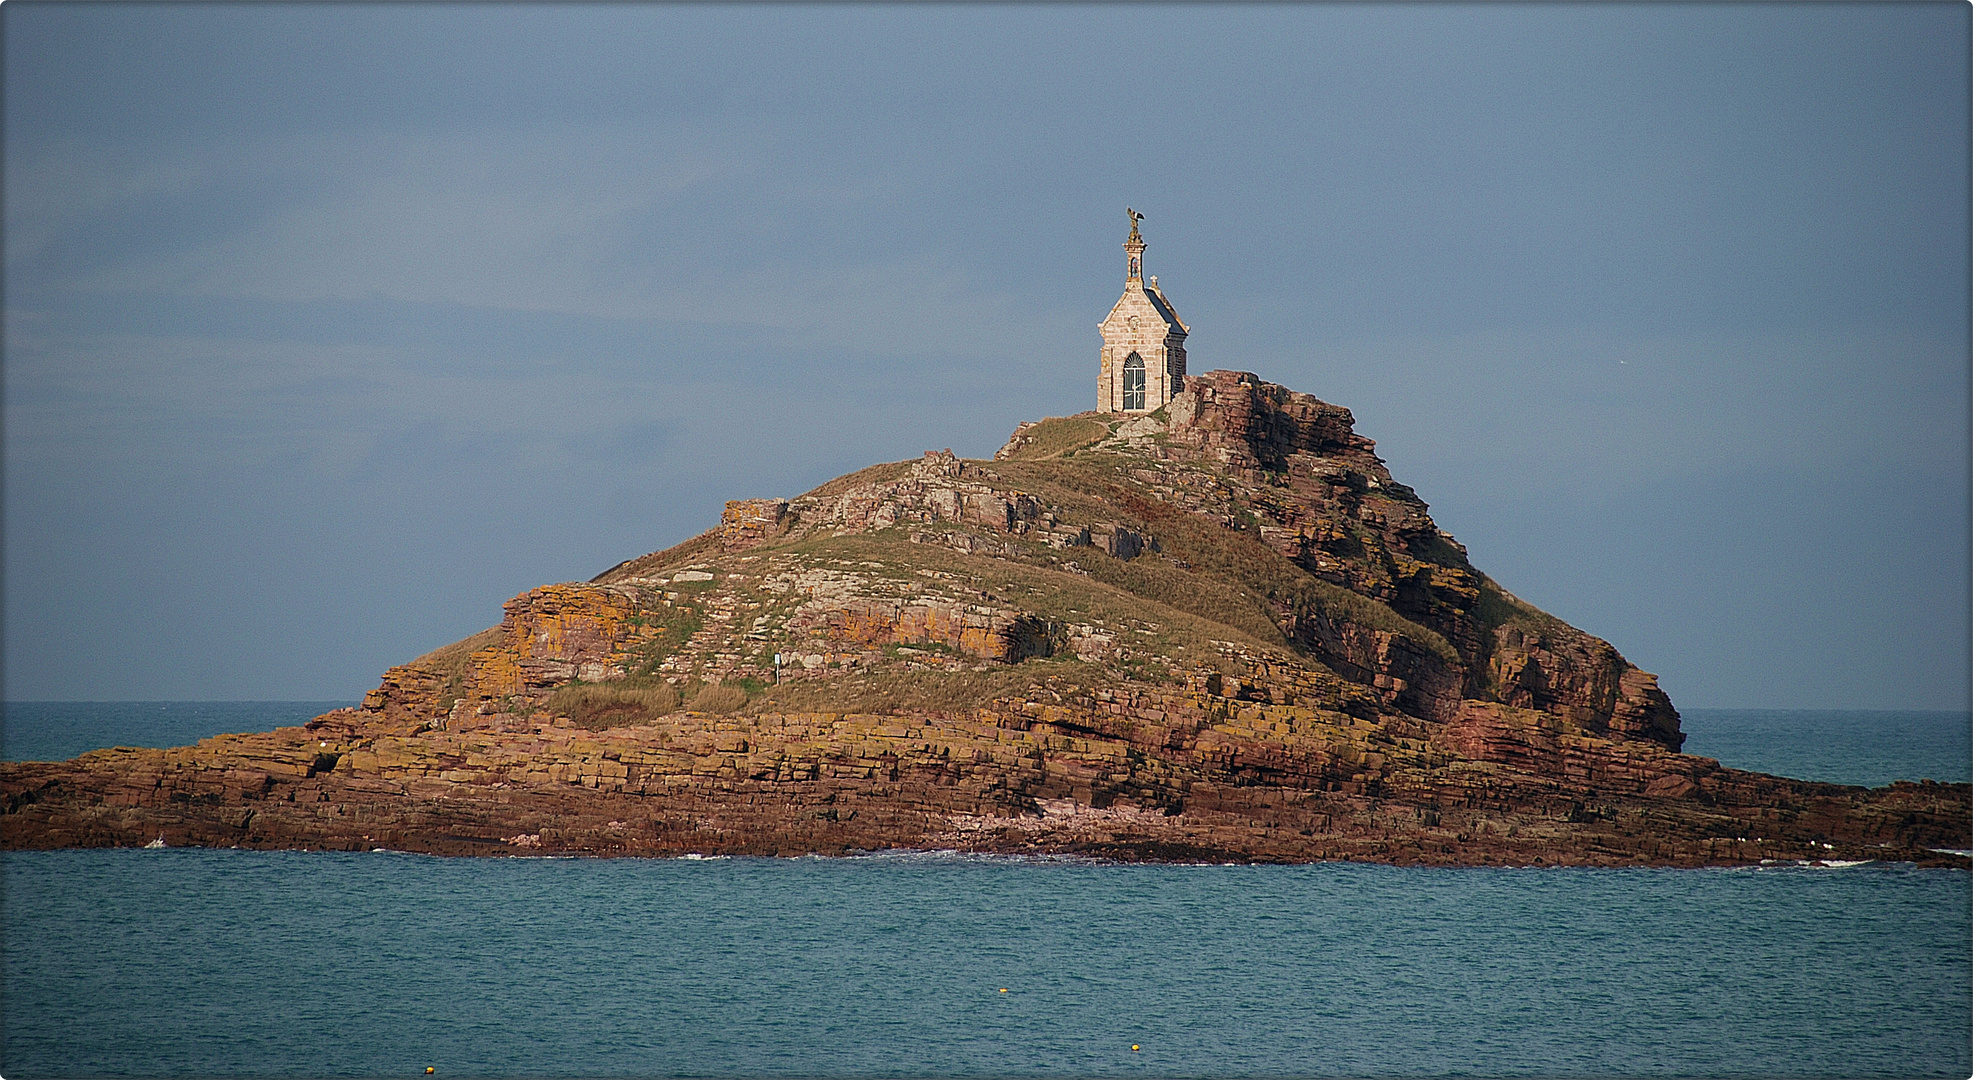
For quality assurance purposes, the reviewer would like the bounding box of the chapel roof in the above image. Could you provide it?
[1144,282,1186,334]
[1106,281,1188,337]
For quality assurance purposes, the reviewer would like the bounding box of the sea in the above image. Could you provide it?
[3,703,1969,1079]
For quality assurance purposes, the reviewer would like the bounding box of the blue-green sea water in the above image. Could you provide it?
[0,701,352,765]
[4,851,1968,1078]
[1678,708,1970,789]
[3,704,1970,1077]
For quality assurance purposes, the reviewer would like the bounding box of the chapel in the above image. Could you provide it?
[1096,209,1188,413]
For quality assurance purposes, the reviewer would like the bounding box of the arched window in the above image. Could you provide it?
[1123,353,1146,411]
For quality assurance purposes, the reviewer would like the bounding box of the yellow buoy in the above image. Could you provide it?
[999,988,1008,993]
[427,1069,435,1074]
[1131,1045,1140,1052]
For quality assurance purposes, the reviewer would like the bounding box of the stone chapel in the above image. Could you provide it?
[1097,209,1188,413]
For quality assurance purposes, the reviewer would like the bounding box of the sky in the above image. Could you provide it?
[3,3,1966,710]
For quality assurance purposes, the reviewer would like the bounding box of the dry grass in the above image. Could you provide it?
[545,683,681,730]
[797,459,916,499]
[750,660,1084,716]
[1006,457,1462,664]
[409,626,505,675]
[689,683,749,714]
[748,448,1459,682]
[762,532,1295,694]
[408,626,506,704]
[1472,575,1569,640]
[592,530,722,585]
[1001,416,1109,460]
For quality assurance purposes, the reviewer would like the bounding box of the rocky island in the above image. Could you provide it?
[4,370,1968,865]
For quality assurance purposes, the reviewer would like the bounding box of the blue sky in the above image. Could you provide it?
[4,3,1966,709]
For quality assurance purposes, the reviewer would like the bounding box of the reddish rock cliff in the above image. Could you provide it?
[4,373,1964,865]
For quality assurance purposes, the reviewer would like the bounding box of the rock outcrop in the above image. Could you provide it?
[4,372,1966,865]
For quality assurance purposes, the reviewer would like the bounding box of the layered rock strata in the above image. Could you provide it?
[5,372,1966,865]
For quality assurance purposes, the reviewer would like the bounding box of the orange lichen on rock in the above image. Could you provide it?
[361,583,666,731]
[822,600,1043,662]
[720,499,789,551]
